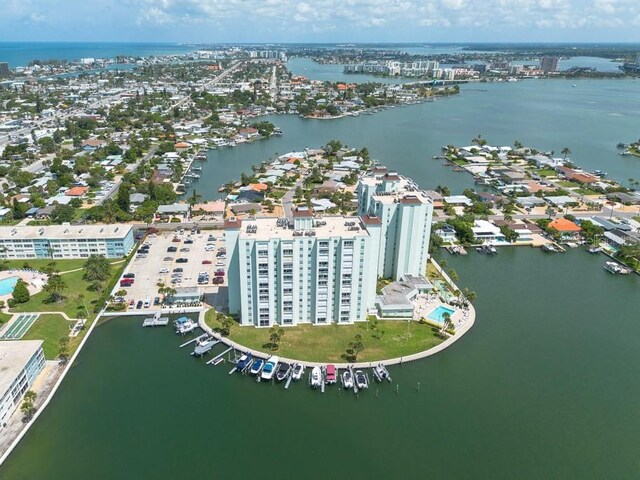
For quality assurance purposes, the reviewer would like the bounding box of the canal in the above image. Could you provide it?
[2,249,639,479]
[181,76,640,202]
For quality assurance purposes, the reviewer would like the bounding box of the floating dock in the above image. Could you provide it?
[142,314,169,327]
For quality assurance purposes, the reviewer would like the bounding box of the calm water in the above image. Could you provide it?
[2,249,639,479]
[0,42,197,68]
[183,76,640,201]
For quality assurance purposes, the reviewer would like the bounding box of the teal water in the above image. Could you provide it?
[2,249,639,479]
[427,305,455,323]
[0,42,197,68]
[183,77,640,201]
[0,277,18,296]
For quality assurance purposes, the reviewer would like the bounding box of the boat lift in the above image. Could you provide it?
[207,347,232,365]
[179,333,207,348]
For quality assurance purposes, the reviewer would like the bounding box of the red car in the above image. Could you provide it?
[214,271,225,277]
[172,237,181,243]
[202,260,212,265]
[120,279,134,287]
[211,277,224,285]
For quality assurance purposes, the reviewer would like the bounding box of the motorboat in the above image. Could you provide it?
[260,356,279,381]
[355,370,369,390]
[587,246,603,254]
[275,362,291,382]
[542,244,558,253]
[192,336,217,356]
[236,354,252,371]
[309,366,322,389]
[372,363,392,383]
[175,318,198,335]
[341,370,354,390]
[291,363,304,381]
[249,358,264,375]
[325,365,337,385]
[604,261,631,275]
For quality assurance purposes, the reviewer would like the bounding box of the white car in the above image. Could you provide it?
[159,268,169,274]
[143,296,151,308]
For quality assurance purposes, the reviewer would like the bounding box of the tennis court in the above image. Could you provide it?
[1,313,40,339]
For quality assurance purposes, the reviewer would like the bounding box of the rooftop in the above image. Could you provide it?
[0,224,133,241]
[237,216,371,240]
[0,340,43,396]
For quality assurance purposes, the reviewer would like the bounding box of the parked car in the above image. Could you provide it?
[136,300,143,309]
[214,271,225,277]
[120,279,134,287]
[163,257,173,262]
[212,277,224,285]
[173,268,184,273]
[172,237,181,243]
[176,258,188,263]
[202,260,212,265]
[129,300,135,309]
[184,239,193,245]
[159,268,169,274]
[180,248,190,252]
[153,297,160,305]
[167,246,177,252]
[207,235,216,242]
[123,273,135,279]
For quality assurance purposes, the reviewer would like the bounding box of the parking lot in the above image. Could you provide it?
[120,228,227,312]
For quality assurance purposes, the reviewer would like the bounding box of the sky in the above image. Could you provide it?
[2,0,640,43]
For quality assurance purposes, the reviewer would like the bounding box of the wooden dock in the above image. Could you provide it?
[180,333,207,348]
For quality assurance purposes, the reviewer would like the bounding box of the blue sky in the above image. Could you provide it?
[2,0,640,43]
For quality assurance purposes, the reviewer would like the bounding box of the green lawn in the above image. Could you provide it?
[557,180,581,188]
[11,261,127,320]
[205,310,444,363]
[1,258,88,273]
[21,314,73,360]
[537,168,557,177]
[0,311,11,324]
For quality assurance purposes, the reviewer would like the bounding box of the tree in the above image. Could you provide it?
[12,279,31,304]
[561,147,571,160]
[20,390,37,421]
[116,184,131,213]
[219,315,234,337]
[83,255,112,289]
[268,325,285,351]
[347,334,365,362]
[44,273,67,302]
[51,204,76,223]
[58,337,70,363]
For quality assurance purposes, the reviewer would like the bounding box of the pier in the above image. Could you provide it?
[179,333,207,348]
[206,346,232,365]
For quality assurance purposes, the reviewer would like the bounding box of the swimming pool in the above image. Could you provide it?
[427,305,455,324]
[0,277,19,296]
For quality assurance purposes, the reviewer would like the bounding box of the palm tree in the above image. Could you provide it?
[561,147,571,160]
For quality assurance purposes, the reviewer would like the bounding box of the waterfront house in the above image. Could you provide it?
[548,218,582,240]
[606,192,640,205]
[544,196,578,208]
[375,274,433,318]
[435,224,457,242]
[472,220,506,244]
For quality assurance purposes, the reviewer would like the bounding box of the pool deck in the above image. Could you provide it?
[0,270,48,303]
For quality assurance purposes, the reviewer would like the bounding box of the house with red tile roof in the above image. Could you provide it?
[549,218,582,240]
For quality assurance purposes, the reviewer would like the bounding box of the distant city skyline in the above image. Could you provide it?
[2,0,640,43]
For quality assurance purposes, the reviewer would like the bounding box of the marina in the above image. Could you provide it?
[142,312,169,327]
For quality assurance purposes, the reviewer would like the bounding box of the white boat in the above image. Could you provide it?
[372,363,392,383]
[341,370,354,389]
[309,366,322,389]
[176,319,198,335]
[291,363,304,381]
[604,261,631,275]
[587,246,603,254]
[260,356,279,381]
[192,336,217,356]
[249,358,264,375]
[355,370,369,390]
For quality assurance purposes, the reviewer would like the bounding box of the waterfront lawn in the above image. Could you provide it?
[11,261,127,320]
[206,310,444,363]
[22,314,73,360]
